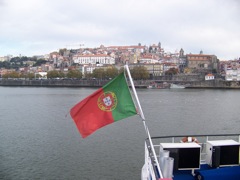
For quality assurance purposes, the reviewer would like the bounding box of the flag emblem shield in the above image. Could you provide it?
[98,91,117,111]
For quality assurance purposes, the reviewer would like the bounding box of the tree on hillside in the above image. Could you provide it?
[105,67,119,79]
[59,48,67,56]
[92,68,105,79]
[91,67,120,79]
[2,71,20,78]
[130,66,149,80]
[47,70,65,79]
[67,70,82,79]
[33,59,47,67]
[0,61,11,69]
[165,68,178,75]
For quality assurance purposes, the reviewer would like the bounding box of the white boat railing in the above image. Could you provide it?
[143,133,240,180]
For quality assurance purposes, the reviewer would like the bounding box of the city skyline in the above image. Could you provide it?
[0,0,239,60]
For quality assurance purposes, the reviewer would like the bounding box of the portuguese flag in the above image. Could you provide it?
[70,72,137,138]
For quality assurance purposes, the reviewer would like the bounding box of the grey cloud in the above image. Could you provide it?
[0,0,239,59]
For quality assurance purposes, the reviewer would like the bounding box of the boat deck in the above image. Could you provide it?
[172,164,240,180]
[142,134,240,180]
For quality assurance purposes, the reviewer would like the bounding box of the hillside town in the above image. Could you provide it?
[0,42,240,81]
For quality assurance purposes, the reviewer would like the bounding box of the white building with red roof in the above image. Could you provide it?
[72,54,115,65]
[205,73,215,80]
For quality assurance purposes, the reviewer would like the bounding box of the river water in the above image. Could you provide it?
[0,87,239,180]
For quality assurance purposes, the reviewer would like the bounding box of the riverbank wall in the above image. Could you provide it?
[1,79,240,89]
[187,80,240,89]
[0,79,110,87]
[0,79,149,88]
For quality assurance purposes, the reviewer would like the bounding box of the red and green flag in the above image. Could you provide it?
[70,72,137,138]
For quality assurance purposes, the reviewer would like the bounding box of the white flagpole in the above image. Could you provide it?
[124,65,163,179]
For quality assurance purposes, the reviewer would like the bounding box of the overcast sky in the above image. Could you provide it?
[0,0,239,60]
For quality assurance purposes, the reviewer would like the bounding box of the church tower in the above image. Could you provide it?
[179,48,184,57]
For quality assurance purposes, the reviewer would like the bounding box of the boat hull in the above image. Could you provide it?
[170,84,186,89]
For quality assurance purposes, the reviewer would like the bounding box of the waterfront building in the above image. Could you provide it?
[186,52,219,73]
[225,69,240,81]
[106,45,146,53]
[138,54,159,64]
[80,64,96,75]
[163,63,178,73]
[149,43,164,55]
[0,57,5,62]
[137,63,164,78]
[179,48,187,73]
[73,54,115,65]
[205,73,215,80]
[0,55,13,62]
[221,60,240,81]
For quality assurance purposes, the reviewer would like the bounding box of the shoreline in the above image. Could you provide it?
[1,79,240,89]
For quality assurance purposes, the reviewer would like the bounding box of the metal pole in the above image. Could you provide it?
[124,64,163,179]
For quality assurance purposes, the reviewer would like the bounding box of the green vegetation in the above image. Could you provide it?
[2,71,20,78]
[130,66,149,80]
[33,59,47,67]
[47,70,65,79]
[67,70,82,79]
[0,56,46,69]
[165,68,178,76]
[89,66,149,80]
[2,72,36,79]
[0,56,150,80]
[92,67,119,79]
